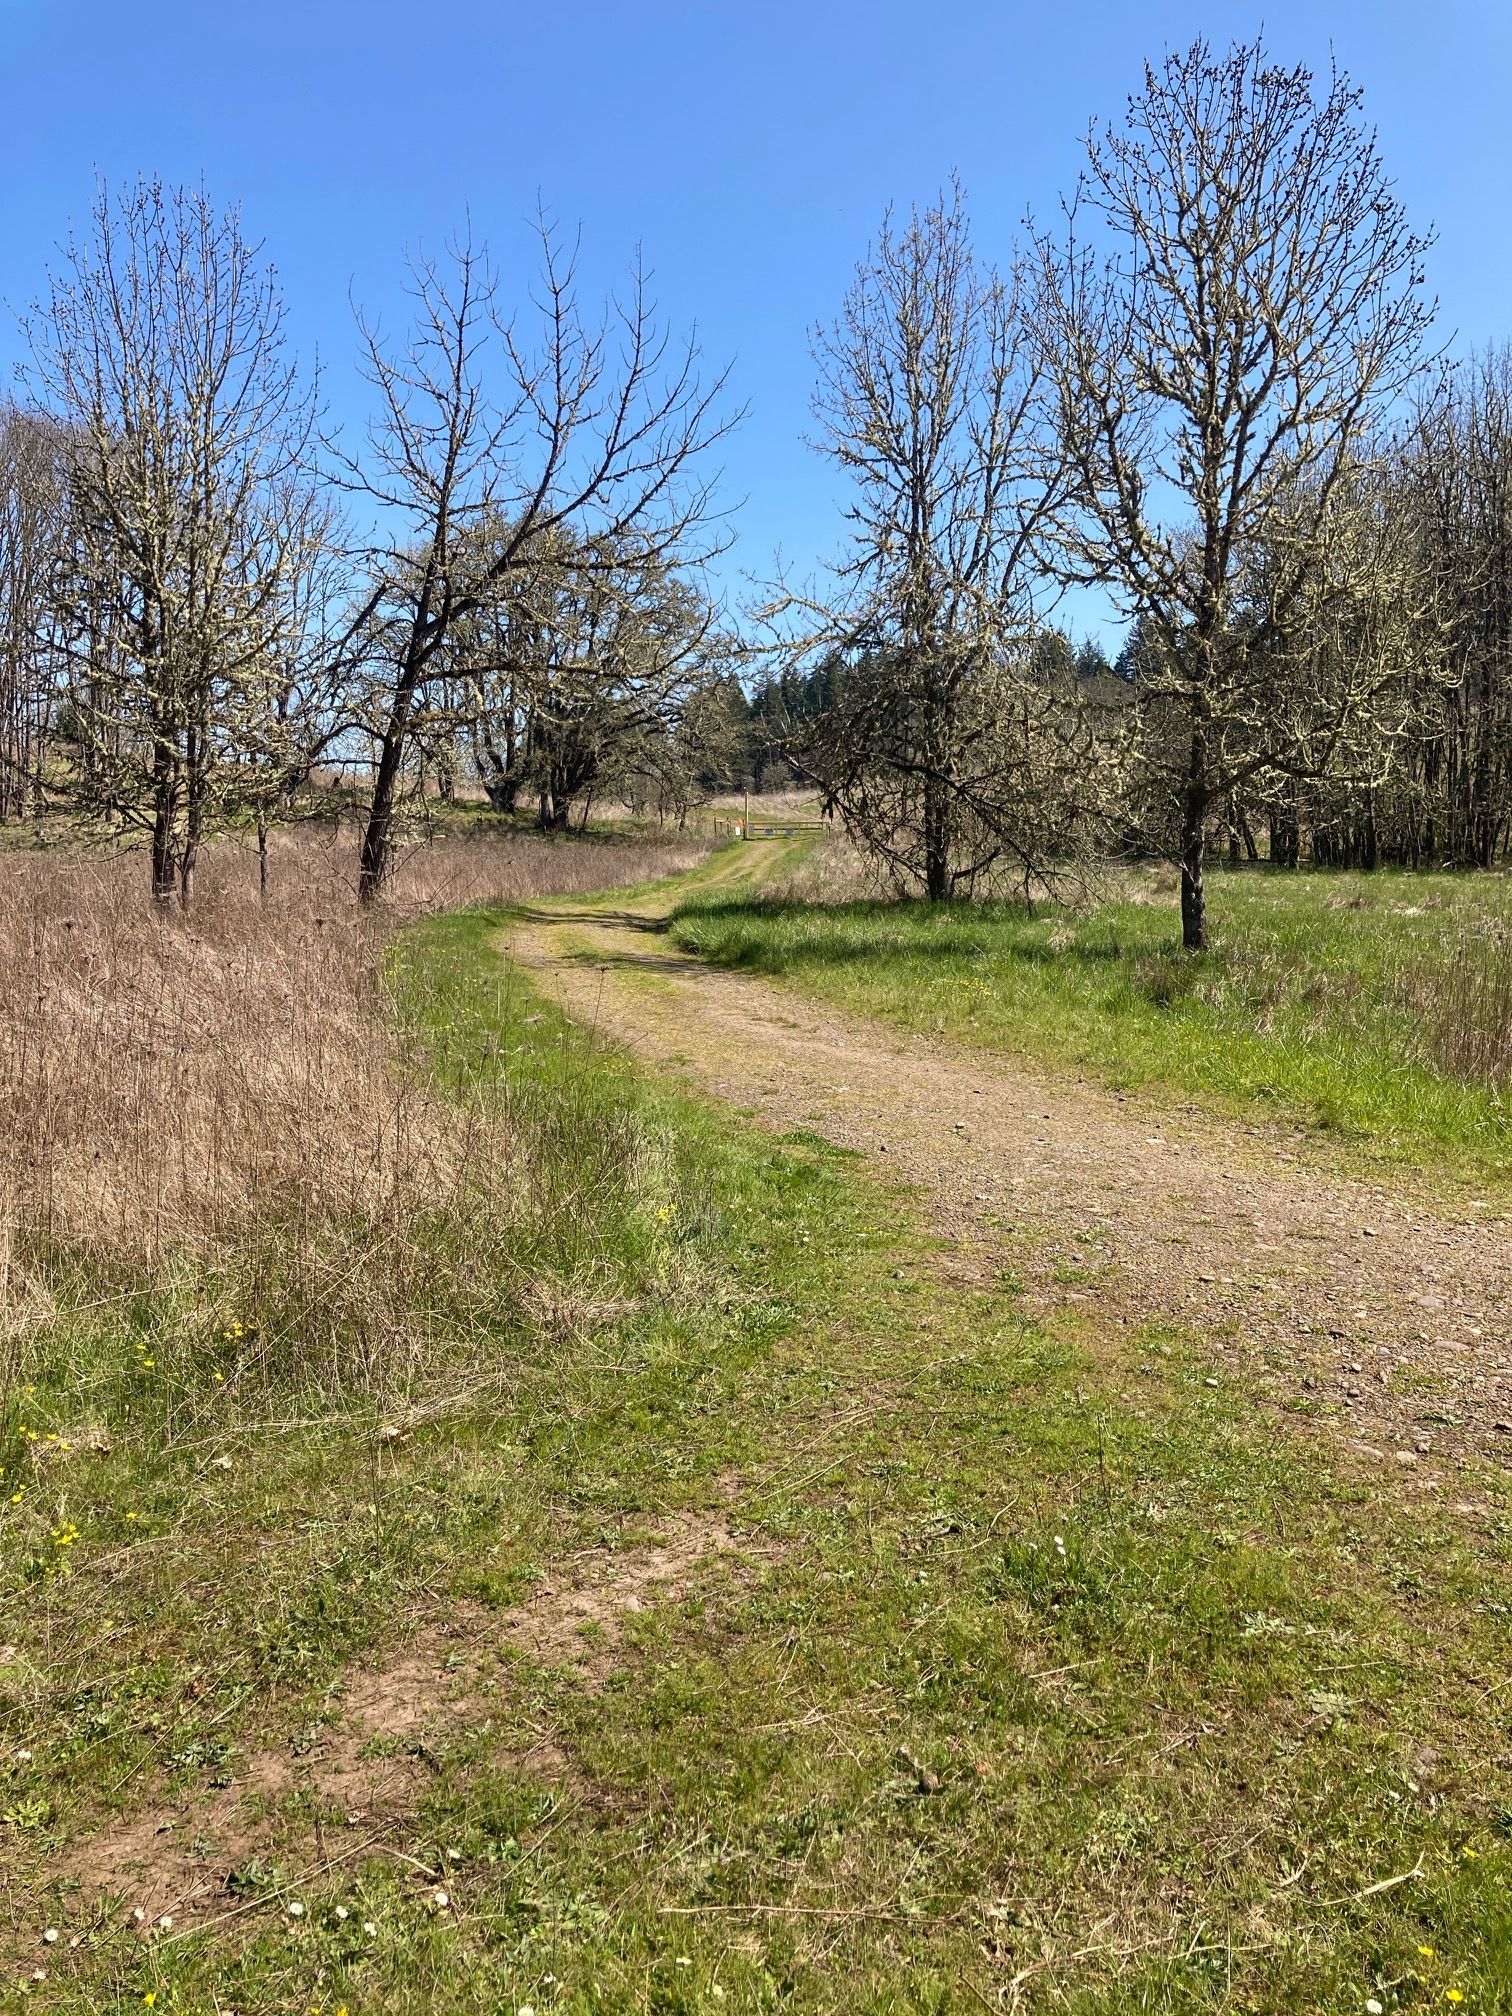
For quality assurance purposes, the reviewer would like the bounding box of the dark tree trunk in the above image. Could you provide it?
[1180,819,1207,950]
[1270,784,1300,869]
[1179,722,1209,951]
[923,774,950,901]
[179,728,206,909]
[150,742,178,907]
[359,669,420,903]
[179,807,201,909]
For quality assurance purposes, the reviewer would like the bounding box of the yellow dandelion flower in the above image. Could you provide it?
[1446,1994,1464,2007]
[1420,1946,1436,1959]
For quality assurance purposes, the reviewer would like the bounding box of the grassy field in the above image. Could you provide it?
[669,851,1512,1178]
[5,836,1512,2011]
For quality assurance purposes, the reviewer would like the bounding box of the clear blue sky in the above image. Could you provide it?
[3,0,1510,647]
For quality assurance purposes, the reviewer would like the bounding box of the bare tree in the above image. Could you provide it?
[1031,36,1434,946]
[760,183,1093,899]
[341,221,735,901]
[1392,351,1512,866]
[222,480,353,895]
[0,406,70,820]
[25,178,319,903]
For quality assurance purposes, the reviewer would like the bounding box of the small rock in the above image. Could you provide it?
[1394,1450,1419,1466]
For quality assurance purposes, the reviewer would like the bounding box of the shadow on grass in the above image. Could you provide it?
[513,904,675,935]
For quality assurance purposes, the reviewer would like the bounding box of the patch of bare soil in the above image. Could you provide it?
[502,1511,736,1683]
[506,893,1512,1489]
[46,1612,487,1944]
[38,1512,740,1955]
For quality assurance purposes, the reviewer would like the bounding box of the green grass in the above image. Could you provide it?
[7,899,1512,2011]
[669,860,1512,1177]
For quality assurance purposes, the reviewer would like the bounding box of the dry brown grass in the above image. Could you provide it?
[0,821,708,1394]
[1398,920,1512,1090]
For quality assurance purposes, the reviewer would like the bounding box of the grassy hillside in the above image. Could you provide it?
[670,854,1512,1176]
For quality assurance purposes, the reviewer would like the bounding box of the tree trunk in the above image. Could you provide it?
[1236,802,1259,862]
[179,735,206,909]
[359,707,412,903]
[923,774,950,901]
[1179,726,1209,951]
[150,813,177,906]
[179,811,201,909]
[257,812,269,899]
[150,742,178,906]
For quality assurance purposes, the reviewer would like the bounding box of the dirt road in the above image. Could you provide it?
[506,848,1512,1482]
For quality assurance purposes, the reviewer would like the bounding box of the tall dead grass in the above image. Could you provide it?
[1396,922,1512,1092]
[0,822,708,1395]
